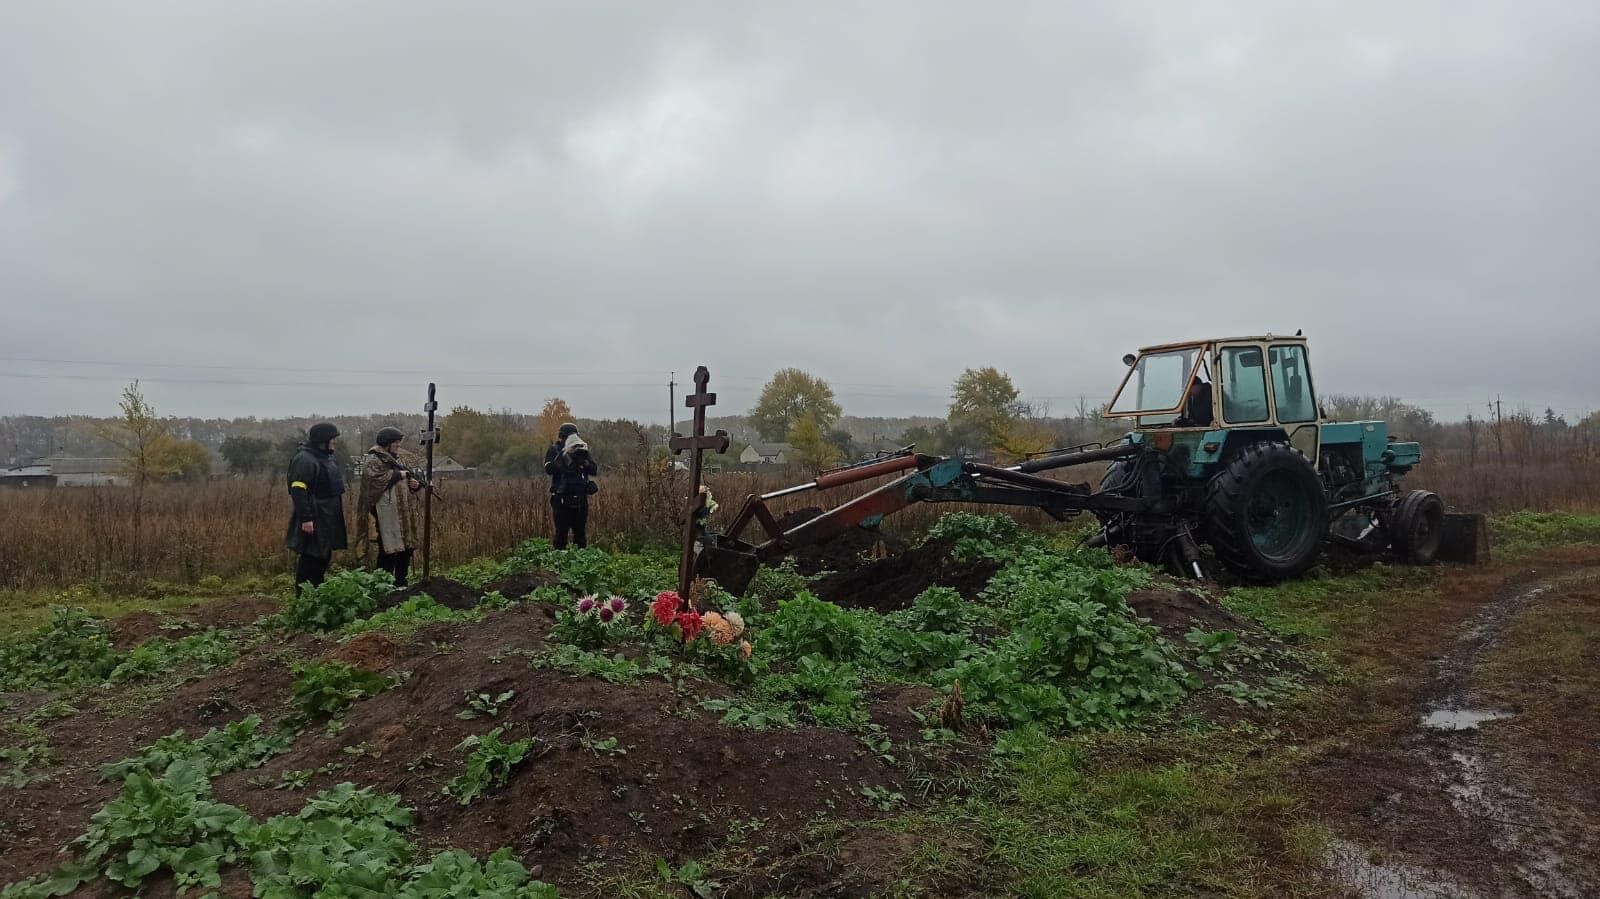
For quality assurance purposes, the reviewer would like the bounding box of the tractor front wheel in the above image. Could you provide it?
[1203,442,1327,581]
[1388,489,1445,564]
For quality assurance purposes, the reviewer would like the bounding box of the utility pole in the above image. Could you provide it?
[668,372,677,443]
[419,383,440,579]
[1465,412,1477,469]
[1484,393,1497,463]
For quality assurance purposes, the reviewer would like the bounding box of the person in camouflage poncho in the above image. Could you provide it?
[354,427,424,586]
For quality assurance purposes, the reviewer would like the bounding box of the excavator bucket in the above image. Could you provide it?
[1436,512,1490,564]
[694,538,761,596]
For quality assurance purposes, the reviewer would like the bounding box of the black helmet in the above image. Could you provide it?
[308,422,340,446]
[375,427,405,447]
[557,422,579,440]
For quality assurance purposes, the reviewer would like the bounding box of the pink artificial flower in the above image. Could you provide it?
[609,597,627,614]
[577,596,597,614]
[598,606,615,623]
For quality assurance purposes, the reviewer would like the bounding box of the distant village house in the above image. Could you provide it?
[739,443,794,465]
[0,464,57,489]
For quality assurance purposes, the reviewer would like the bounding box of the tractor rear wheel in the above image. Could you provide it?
[1098,460,1174,569]
[1203,441,1327,581]
[1388,489,1444,564]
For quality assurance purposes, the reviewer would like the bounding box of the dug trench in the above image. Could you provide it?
[0,530,1285,898]
[1309,548,1600,898]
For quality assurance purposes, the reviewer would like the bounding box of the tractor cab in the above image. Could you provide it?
[1106,334,1323,466]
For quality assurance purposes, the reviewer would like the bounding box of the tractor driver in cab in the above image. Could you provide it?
[1176,374,1214,427]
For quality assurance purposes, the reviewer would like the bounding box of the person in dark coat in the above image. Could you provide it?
[544,422,579,492]
[544,426,597,549]
[285,422,349,594]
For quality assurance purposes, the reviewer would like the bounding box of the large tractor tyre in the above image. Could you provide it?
[1203,442,1328,581]
[1097,461,1172,568]
[1388,489,1445,564]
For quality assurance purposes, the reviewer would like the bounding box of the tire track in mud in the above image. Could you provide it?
[1333,566,1600,899]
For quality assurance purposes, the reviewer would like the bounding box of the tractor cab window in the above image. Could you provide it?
[1269,344,1316,423]
[1220,346,1269,423]
[1109,347,1202,417]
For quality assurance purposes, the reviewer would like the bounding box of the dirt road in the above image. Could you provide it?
[1323,559,1600,898]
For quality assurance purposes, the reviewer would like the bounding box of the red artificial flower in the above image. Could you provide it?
[675,611,704,642]
[651,591,681,627]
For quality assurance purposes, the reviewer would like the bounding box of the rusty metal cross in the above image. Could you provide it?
[669,366,730,598]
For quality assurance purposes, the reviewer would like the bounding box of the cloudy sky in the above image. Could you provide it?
[2,1,1596,424]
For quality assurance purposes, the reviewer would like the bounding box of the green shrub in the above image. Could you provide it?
[280,569,395,632]
[290,660,394,719]
[0,606,120,691]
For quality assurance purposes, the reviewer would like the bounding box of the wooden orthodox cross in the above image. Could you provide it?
[669,366,730,598]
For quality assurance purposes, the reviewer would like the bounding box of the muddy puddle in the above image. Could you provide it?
[1419,708,1514,731]
[1324,837,1479,898]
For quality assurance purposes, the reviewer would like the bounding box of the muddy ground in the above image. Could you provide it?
[1312,549,1600,898]
[7,535,1597,897]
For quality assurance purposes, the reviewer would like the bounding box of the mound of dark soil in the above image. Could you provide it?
[810,539,1002,613]
[480,569,559,600]
[1125,587,1252,638]
[379,576,485,611]
[776,507,908,576]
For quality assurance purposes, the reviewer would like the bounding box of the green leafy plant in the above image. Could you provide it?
[885,585,990,635]
[530,644,670,684]
[764,591,876,663]
[1185,628,1240,671]
[698,698,797,730]
[242,782,414,896]
[344,595,471,638]
[578,733,626,757]
[860,784,906,811]
[290,660,395,720]
[922,511,1027,561]
[100,715,291,781]
[108,629,237,683]
[73,760,253,894]
[279,568,395,632]
[0,606,120,691]
[397,848,559,898]
[758,654,868,727]
[459,690,516,720]
[444,728,536,805]
[655,858,721,899]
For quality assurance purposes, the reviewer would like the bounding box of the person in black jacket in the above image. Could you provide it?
[285,422,349,593]
[543,426,597,549]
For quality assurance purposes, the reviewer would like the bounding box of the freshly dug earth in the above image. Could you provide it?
[776,507,908,576]
[379,576,484,611]
[809,539,1002,613]
[1125,587,1251,639]
[0,604,922,897]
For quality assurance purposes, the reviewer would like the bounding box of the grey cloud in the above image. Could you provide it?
[1,0,1595,423]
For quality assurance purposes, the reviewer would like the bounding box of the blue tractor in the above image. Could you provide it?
[1087,333,1454,580]
[695,333,1467,590]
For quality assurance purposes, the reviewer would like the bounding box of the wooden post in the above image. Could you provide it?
[419,383,440,579]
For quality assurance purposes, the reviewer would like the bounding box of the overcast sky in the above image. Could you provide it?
[2,1,1596,425]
